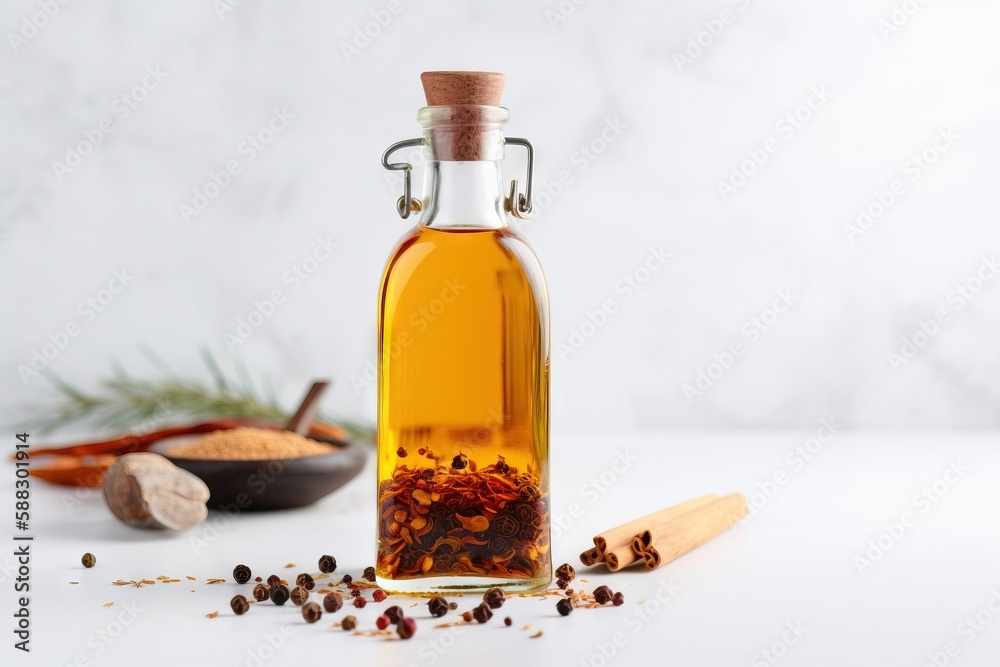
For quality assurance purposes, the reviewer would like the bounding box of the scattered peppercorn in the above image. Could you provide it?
[484,591,504,609]
[341,615,357,631]
[496,456,510,474]
[350,588,361,598]
[353,596,367,608]
[376,615,390,630]
[448,601,458,610]
[290,586,309,606]
[612,592,624,606]
[397,617,417,639]
[385,606,403,624]
[252,584,269,602]
[556,579,568,590]
[295,573,315,590]
[593,585,612,605]
[504,617,512,627]
[230,594,250,615]
[372,589,387,602]
[428,596,449,617]
[341,574,352,584]
[451,453,468,470]
[397,446,408,458]
[461,611,474,622]
[269,584,290,606]
[323,592,343,613]
[81,553,96,568]
[362,566,376,582]
[555,563,575,583]
[233,564,252,584]
[318,555,337,574]
[267,574,282,588]
[556,598,573,616]
[417,448,426,455]
[255,576,262,583]
[302,602,322,623]
[472,602,493,623]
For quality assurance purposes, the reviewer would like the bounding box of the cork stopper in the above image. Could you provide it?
[420,71,506,107]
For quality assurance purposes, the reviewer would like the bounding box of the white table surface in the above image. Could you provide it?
[8,429,999,667]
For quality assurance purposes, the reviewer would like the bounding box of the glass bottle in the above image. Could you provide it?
[375,72,551,593]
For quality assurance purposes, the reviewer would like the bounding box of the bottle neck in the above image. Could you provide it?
[421,160,507,229]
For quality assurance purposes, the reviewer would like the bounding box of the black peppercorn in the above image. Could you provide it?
[556,579,568,590]
[612,592,624,606]
[323,591,343,613]
[451,453,468,469]
[427,596,448,617]
[81,553,96,568]
[341,615,357,631]
[230,594,250,615]
[233,564,252,584]
[397,617,417,639]
[496,456,509,474]
[556,598,573,616]
[290,586,309,606]
[269,584,290,606]
[384,605,403,624]
[252,584,269,602]
[266,574,282,588]
[472,602,493,623]
[295,573,315,590]
[302,602,322,623]
[341,574,352,584]
[318,554,337,574]
[555,563,575,583]
[362,566,376,582]
[593,585,612,605]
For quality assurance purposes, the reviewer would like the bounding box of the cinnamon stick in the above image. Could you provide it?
[579,547,601,567]
[594,494,720,570]
[633,493,747,570]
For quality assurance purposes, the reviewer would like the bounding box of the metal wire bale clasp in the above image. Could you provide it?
[380,137,535,220]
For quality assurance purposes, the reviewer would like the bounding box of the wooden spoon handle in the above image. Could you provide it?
[286,381,330,435]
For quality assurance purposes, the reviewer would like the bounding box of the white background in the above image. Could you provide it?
[3,0,1000,431]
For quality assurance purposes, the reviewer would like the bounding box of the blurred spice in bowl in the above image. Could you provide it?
[165,427,335,460]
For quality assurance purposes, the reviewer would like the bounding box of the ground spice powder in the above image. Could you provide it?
[167,428,334,460]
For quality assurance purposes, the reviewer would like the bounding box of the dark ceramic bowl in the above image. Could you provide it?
[149,433,366,511]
